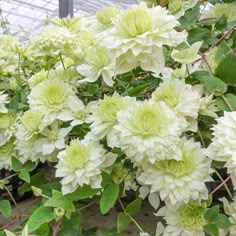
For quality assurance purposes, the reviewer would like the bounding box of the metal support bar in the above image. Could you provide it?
[59,0,73,18]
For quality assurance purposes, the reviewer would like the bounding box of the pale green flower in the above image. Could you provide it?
[199,94,219,118]
[77,45,115,86]
[0,138,16,170]
[157,202,206,236]
[109,101,184,165]
[56,138,117,194]
[0,91,9,113]
[33,28,77,56]
[87,92,136,141]
[221,197,236,235]
[15,134,57,163]
[137,0,159,7]
[137,138,213,205]
[28,70,49,88]
[171,42,202,64]
[151,78,201,131]
[108,3,187,74]
[96,6,119,26]
[28,79,76,121]
[0,113,16,146]
[201,2,236,23]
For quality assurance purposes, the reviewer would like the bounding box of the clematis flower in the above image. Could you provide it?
[55,138,117,194]
[0,91,9,113]
[137,138,213,205]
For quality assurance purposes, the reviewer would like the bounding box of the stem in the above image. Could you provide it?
[3,184,22,218]
[53,214,65,236]
[194,24,236,64]
[213,167,233,200]
[197,128,206,148]
[1,173,18,181]
[119,200,144,233]
[222,94,234,112]
[76,201,96,212]
[59,53,66,71]
[200,53,213,76]
[211,175,231,195]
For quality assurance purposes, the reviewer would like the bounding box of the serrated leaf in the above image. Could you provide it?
[65,185,100,201]
[126,198,142,216]
[44,190,75,212]
[117,212,130,233]
[203,223,219,236]
[11,156,23,172]
[27,206,54,232]
[204,205,219,222]
[100,183,119,214]
[213,214,231,229]
[19,170,30,183]
[0,200,11,218]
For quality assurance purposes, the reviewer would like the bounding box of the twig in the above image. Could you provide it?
[75,200,96,212]
[53,214,65,236]
[211,175,231,195]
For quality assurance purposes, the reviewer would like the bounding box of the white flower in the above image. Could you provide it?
[87,92,136,141]
[156,202,206,236]
[137,138,213,205]
[34,121,72,155]
[28,70,49,88]
[199,94,219,118]
[221,197,236,235]
[28,79,76,121]
[77,45,116,86]
[16,110,48,140]
[171,42,202,64]
[0,112,17,146]
[0,138,16,170]
[151,78,201,131]
[207,112,236,162]
[108,3,187,74]
[55,138,117,194]
[15,134,57,163]
[0,91,9,113]
[58,96,90,126]
[109,100,184,165]
[96,6,119,26]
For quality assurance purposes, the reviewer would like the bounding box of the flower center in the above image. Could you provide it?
[98,97,124,123]
[117,7,152,38]
[21,110,43,132]
[85,46,110,69]
[156,152,194,177]
[65,142,88,169]
[74,110,88,121]
[0,113,15,129]
[41,81,68,107]
[178,204,204,230]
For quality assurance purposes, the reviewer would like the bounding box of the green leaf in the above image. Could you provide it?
[196,76,227,96]
[101,172,113,188]
[23,161,37,172]
[34,223,50,236]
[19,170,30,183]
[213,214,231,229]
[117,212,130,233]
[11,156,23,172]
[128,84,150,96]
[203,224,219,236]
[215,51,236,86]
[216,93,236,111]
[204,205,219,222]
[179,3,200,28]
[65,185,100,201]
[188,28,211,45]
[27,206,54,233]
[126,198,142,216]
[0,200,11,218]
[44,190,75,212]
[100,183,119,215]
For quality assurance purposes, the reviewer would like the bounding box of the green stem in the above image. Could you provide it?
[59,53,66,71]
[222,94,234,112]
[213,167,233,200]
[197,128,206,148]
[119,200,144,233]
